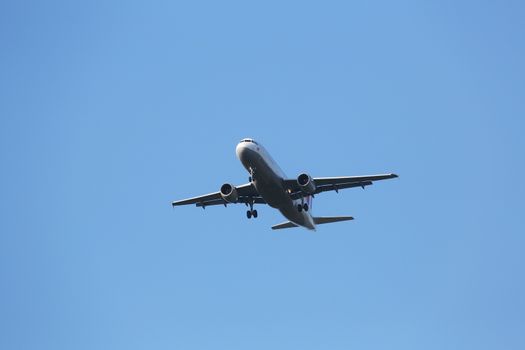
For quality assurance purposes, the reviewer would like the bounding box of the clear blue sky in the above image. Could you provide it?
[1,1,524,349]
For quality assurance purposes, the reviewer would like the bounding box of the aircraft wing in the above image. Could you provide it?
[284,173,398,199]
[171,183,265,208]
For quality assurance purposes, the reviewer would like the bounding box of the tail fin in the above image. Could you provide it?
[271,216,354,230]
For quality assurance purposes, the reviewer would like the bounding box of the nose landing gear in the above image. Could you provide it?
[246,198,258,219]
[248,167,256,184]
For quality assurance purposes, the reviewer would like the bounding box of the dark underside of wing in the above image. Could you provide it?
[172,174,397,208]
[172,182,265,208]
[195,197,266,207]
[284,173,398,199]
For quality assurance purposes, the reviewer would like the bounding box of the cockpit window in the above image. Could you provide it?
[240,138,258,145]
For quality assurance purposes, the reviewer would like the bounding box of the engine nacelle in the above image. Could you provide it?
[297,173,316,194]
[220,183,239,203]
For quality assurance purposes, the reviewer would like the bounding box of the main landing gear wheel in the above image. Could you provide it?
[246,210,258,219]
[252,210,258,218]
[303,203,309,212]
[297,204,303,212]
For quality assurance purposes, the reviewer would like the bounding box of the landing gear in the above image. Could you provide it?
[246,198,258,219]
[249,167,256,183]
[246,209,258,219]
[297,203,309,212]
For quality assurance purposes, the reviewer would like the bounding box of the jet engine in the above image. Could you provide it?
[220,183,239,203]
[297,173,316,194]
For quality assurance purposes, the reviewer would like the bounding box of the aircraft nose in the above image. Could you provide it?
[236,142,256,164]
[236,142,245,160]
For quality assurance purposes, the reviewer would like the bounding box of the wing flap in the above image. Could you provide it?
[172,191,222,206]
[289,181,373,199]
[314,174,398,186]
[283,173,397,197]
[172,182,259,207]
[195,196,266,207]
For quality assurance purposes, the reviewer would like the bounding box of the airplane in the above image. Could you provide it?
[172,138,398,230]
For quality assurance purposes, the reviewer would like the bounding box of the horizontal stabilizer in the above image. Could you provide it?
[271,216,354,230]
[313,216,354,225]
[271,221,299,230]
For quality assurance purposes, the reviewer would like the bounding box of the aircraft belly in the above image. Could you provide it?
[278,203,315,230]
[255,160,313,228]
[239,145,315,229]
[253,164,285,208]
[242,149,285,208]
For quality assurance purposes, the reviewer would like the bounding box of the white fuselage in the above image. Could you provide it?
[236,140,316,230]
